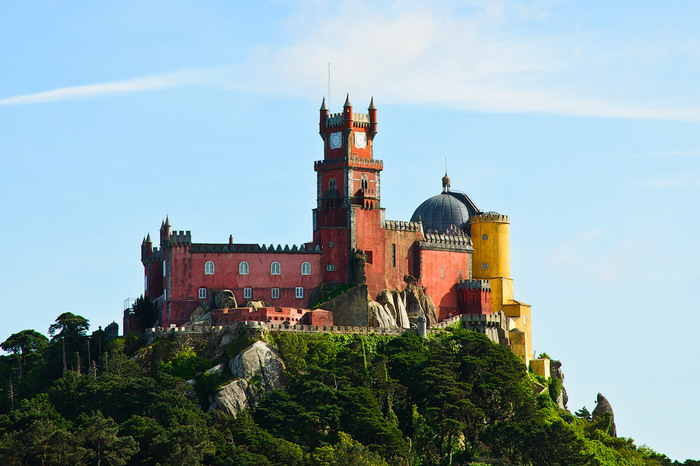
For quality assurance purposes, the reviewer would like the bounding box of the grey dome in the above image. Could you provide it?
[410,178,480,234]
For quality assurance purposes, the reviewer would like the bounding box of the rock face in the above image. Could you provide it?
[549,360,569,409]
[403,275,439,326]
[209,341,285,417]
[592,393,617,437]
[214,289,237,310]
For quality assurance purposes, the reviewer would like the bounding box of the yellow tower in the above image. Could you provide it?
[471,212,533,364]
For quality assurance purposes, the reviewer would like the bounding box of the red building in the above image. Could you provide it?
[137,95,493,329]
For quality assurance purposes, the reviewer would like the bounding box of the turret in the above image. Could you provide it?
[368,96,377,140]
[342,93,353,130]
[319,97,328,136]
[141,233,153,262]
[160,216,171,244]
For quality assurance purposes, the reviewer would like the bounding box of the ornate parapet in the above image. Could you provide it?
[471,211,509,224]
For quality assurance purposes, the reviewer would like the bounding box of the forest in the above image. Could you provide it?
[0,311,697,465]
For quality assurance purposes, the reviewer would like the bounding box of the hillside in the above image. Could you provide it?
[0,312,697,465]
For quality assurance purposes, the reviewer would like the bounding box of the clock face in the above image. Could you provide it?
[329,132,342,149]
[354,132,367,149]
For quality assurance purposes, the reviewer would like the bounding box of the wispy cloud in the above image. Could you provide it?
[0,69,220,106]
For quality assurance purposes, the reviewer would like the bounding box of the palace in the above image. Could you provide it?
[134,95,534,363]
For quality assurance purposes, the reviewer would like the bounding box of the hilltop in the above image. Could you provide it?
[0,312,697,465]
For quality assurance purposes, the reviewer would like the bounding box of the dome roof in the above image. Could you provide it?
[410,176,480,234]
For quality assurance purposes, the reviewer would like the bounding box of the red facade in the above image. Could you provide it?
[139,96,488,329]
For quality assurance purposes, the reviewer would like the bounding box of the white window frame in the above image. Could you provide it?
[326,264,335,271]
[301,262,311,275]
[243,287,252,299]
[163,260,166,277]
[271,288,280,299]
[198,288,207,299]
[204,261,215,275]
[239,261,249,275]
[295,287,304,299]
[271,261,281,275]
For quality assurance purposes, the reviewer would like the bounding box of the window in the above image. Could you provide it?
[326,264,335,271]
[361,174,369,190]
[391,244,396,267]
[365,250,373,264]
[482,262,488,270]
[271,288,280,299]
[144,275,148,291]
[163,261,166,277]
[204,261,215,275]
[329,241,334,248]
[329,178,337,190]
[295,287,304,299]
[198,288,207,299]
[239,261,249,275]
[244,287,252,299]
[458,269,463,280]
[440,268,446,279]
[523,314,527,325]
[301,262,311,275]
[271,261,281,275]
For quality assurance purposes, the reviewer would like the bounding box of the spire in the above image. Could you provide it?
[344,93,352,107]
[164,216,171,227]
[320,97,328,111]
[146,233,152,243]
[368,96,376,110]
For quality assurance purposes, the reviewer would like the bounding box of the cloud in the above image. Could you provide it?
[0,69,219,106]
[547,230,656,281]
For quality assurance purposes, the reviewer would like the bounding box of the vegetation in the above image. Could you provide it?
[0,313,697,465]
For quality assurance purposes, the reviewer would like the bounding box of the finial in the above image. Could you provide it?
[320,97,328,111]
[442,172,451,193]
[369,96,376,110]
[344,93,351,107]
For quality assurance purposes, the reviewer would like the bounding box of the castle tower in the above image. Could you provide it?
[471,212,532,363]
[313,95,384,283]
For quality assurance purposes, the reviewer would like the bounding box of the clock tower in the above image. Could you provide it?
[313,94,384,283]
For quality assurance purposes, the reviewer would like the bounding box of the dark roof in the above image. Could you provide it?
[410,187,480,235]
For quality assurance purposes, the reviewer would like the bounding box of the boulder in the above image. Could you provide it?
[368,301,397,328]
[210,341,286,418]
[592,393,617,437]
[228,341,285,391]
[244,300,267,309]
[189,306,206,322]
[403,276,438,326]
[215,289,237,309]
[209,379,253,417]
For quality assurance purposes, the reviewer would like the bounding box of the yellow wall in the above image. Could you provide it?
[530,358,550,379]
[470,212,533,363]
[471,213,511,280]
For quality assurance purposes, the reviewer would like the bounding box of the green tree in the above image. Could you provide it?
[1,330,49,379]
[77,410,138,465]
[131,295,158,331]
[49,312,90,340]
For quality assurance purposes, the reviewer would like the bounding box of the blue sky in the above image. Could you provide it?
[2,0,699,460]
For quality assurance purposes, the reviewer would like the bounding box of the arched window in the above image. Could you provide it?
[239,261,249,275]
[301,262,311,275]
[204,261,215,275]
[361,174,369,190]
[271,261,281,275]
[329,178,337,191]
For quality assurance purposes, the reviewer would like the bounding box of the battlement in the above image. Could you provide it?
[382,220,422,232]
[189,243,322,254]
[326,112,370,128]
[457,279,492,291]
[421,231,472,249]
[471,211,509,224]
[315,156,383,170]
[168,230,191,245]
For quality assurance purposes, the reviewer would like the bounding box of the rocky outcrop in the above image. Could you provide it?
[320,284,372,327]
[403,275,438,326]
[368,301,397,328]
[549,360,569,409]
[592,393,617,437]
[373,289,410,329]
[209,341,285,418]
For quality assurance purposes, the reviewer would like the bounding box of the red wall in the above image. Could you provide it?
[418,248,471,320]
[163,246,323,326]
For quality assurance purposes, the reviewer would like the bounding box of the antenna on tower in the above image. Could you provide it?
[328,62,331,109]
[445,158,448,174]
